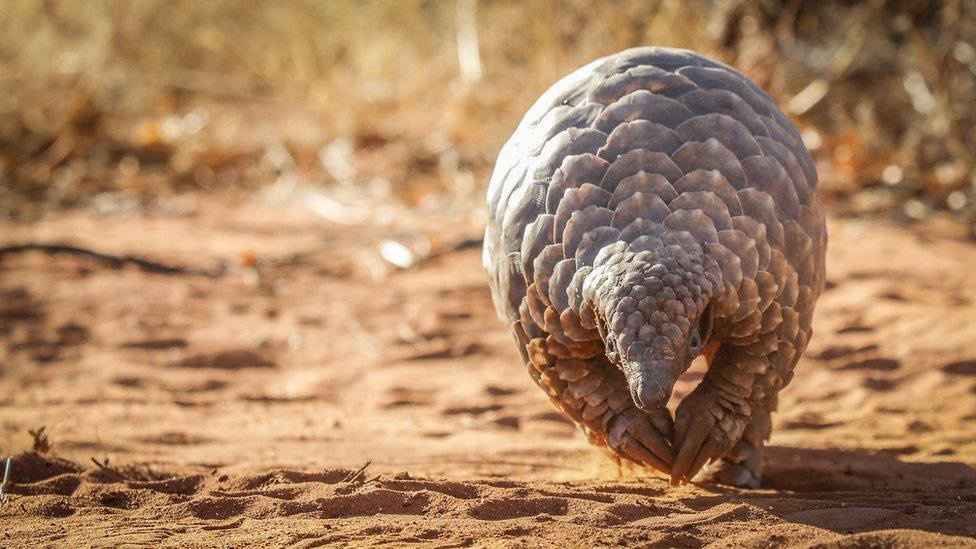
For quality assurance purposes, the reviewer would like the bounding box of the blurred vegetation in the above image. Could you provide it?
[1,0,974,229]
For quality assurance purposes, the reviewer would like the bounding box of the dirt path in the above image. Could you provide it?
[1,199,974,547]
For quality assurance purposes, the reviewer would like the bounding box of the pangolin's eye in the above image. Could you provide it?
[699,305,713,341]
[690,306,713,354]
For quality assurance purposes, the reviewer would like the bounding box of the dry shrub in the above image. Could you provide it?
[0,0,973,226]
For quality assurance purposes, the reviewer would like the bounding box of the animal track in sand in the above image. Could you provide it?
[382,386,436,408]
[782,418,844,431]
[942,360,976,376]
[119,338,188,350]
[404,341,488,361]
[483,385,519,396]
[381,479,481,499]
[810,343,879,361]
[126,475,205,495]
[171,348,276,370]
[110,375,227,394]
[0,287,89,362]
[468,497,569,520]
[0,287,45,328]
[135,432,213,446]
[861,376,901,392]
[836,324,875,334]
[9,474,81,496]
[837,358,901,371]
[23,497,76,518]
[442,404,503,416]
[187,496,252,519]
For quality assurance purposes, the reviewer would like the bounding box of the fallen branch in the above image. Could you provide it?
[426,236,483,261]
[0,243,224,277]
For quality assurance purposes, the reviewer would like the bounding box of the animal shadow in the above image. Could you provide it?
[746,446,976,538]
[761,446,975,492]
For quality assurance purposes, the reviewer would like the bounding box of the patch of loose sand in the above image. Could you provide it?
[1,202,974,546]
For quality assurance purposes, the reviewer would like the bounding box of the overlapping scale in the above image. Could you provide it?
[611,192,671,229]
[545,153,609,213]
[671,140,748,190]
[533,127,608,180]
[553,185,613,238]
[610,172,678,208]
[601,149,683,192]
[675,114,761,160]
[563,206,615,258]
[672,168,743,215]
[588,66,697,104]
[598,120,683,161]
[593,90,694,133]
[741,156,800,220]
[679,88,768,136]
[669,191,734,232]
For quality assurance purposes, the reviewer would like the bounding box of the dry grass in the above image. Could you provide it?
[0,0,974,227]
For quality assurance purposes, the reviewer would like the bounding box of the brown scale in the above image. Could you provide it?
[484,47,826,487]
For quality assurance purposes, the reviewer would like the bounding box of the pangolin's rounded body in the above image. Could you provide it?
[483,47,826,487]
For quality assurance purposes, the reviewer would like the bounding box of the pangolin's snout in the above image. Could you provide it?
[623,361,676,412]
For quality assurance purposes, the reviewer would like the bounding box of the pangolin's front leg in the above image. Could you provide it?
[526,335,676,474]
[671,344,769,484]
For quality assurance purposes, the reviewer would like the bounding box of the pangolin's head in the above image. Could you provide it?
[587,247,717,411]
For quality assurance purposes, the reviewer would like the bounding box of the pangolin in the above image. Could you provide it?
[483,47,826,487]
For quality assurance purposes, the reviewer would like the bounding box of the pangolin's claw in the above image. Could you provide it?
[628,414,675,468]
[607,407,675,475]
[619,436,670,474]
[671,412,712,484]
[688,437,722,483]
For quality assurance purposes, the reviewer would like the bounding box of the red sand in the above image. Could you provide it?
[1,199,974,546]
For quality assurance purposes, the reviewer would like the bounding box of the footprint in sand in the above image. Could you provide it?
[136,432,213,446]
[22,499,75,518]
[810,343,879,361]
[0,287,45,328]
[119,338,188,350]
[942,360,976,376]
[836,357,901,371]
[836,323,875,334]
[382,386,436,408]
[405,341,487,361]
[171,349,276,369]
[862,376,900,392]
[442,404,503,416]
[483,385,518,396]
[467,496,569,520]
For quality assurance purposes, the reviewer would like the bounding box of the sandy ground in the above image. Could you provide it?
[1,197,975,547]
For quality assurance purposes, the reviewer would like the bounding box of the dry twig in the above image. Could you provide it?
[342,460,372,484]
[0,243,224,277]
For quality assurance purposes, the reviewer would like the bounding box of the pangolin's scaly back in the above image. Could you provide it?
[483,47,826,472]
